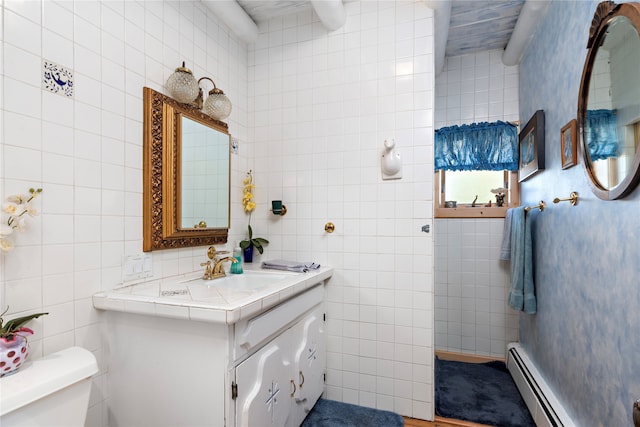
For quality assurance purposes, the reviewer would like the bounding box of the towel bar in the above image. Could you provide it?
[524,201,545,212]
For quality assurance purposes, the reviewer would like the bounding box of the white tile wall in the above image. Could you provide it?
[247,1,435,419]
[1,1,250,425]
[434,218,519,357]
[435,49,519,128]
[434,50,520,358]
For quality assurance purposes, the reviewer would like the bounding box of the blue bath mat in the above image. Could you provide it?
[301,398,404,427]
[435,357,535,427]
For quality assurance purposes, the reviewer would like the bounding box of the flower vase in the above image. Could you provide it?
[1,335,30,377]
[243,245,254,263]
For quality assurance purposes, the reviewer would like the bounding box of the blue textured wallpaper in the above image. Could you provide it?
[519,1,640,426]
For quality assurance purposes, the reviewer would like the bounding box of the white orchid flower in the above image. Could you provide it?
[0,224,13,236]
[13,217,28,232]
[1,189,42,251]
[25,204,38,217]
[2,202,19,215]
[0,238,14,252]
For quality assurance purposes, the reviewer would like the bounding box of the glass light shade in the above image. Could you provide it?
[203,89,232,121]
[166,64,199,104]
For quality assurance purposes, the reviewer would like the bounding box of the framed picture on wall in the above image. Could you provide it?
[518,110,545,182]
[561,119,577,169]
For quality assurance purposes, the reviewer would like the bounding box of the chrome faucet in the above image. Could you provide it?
[201,246,237,280]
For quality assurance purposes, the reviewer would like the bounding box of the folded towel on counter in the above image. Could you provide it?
[508,206,537,314]
[262,260,321,273]
[500,208,514,260]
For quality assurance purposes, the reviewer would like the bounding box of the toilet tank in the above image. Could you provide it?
[0,346,98,427]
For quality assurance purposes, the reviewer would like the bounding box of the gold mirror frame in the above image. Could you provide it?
[578,1,640,200]
[143,87,230,251]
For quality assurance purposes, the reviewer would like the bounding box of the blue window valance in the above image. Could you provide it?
[434,121,519,171]
[585,109,619,161]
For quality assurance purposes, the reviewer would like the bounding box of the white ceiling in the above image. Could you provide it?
[446,0,524,57]
[234,0,526,59]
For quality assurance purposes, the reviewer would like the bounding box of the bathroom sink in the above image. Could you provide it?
[184,270,294,291]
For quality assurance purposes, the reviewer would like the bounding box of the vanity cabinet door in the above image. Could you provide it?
[234,303,325,427]
[288,307,325,427]
[235,332,294,427]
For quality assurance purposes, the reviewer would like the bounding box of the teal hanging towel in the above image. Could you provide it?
[508,206,536,314]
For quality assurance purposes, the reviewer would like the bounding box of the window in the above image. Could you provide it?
[434,121,520,218]
[435,170,520,218]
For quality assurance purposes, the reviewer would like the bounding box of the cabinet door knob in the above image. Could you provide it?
[299,371,305,388]
[290,379,296,397]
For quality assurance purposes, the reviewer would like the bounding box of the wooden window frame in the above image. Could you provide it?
[434,170,520,218]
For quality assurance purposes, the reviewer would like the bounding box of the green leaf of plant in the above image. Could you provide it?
[247,224,253,239]
[0,307,7,330]
[2,312,48,336]
[254,237,269,245]
[252,240,263,253]
[239,240,251,250]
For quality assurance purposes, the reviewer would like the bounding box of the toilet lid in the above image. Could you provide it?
[1,346,98,416]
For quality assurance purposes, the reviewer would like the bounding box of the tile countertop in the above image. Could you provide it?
[93,265,333,325]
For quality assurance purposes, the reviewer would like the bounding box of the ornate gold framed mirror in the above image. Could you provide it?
[143,87,230,251]
[578,1,640,200]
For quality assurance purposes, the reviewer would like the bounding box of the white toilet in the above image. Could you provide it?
[0,346,98,427]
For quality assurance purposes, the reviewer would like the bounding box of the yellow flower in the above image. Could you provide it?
[242,170,256,213]
[244,201,256,213]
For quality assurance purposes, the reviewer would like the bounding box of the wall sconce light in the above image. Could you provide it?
[166,62,199,103]
[193,77,232,121]
[166,62,232,121]
[271,200,287,216]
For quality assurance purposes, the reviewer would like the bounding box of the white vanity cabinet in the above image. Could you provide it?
[95,269,331,427]
[289,308,326,425]
[234,305,325,427]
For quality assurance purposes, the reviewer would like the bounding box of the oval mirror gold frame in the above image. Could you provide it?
[143,87,230,251]
[578,1,640,200]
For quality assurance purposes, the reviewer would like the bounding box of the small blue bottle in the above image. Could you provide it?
[230,242,243,274]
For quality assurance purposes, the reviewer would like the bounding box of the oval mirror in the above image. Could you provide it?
[579,1,640,200]
[143,87,230,251]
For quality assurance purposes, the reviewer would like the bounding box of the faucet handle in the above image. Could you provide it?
[200,260,213,280]
[207,246,229,260]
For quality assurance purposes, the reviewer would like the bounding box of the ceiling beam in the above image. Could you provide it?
[201,0,259,44]
[502,0,551,66]
[310,0,346,32]
[424,0,452,76]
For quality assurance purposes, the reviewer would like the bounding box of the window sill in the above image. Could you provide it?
[435,206,512,218]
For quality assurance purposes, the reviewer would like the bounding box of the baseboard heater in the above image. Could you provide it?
[506,343,576,427]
